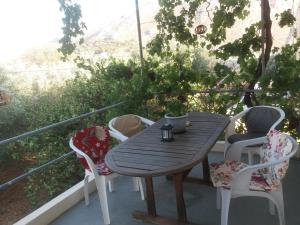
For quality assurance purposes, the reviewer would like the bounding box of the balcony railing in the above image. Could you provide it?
[0,102,124,191]
[1,89,299,225]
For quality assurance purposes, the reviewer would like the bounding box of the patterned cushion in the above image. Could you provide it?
[210,160,247,189]
[210,130,292,192]
[73,126,112,175]
[210,160,278,192]
[260,129,292,184]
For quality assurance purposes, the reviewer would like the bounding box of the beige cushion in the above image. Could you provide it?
[113,114,141,137]
[95,126,108,140]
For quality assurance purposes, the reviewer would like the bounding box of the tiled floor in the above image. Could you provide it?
[51,153,300,225]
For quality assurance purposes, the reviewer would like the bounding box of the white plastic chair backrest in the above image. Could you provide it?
[112,114,141,137]
[244,106,285,134]
[69,137,99,177]
[109,114,154,138]
[69,129,124,176]
[260,130,296,180]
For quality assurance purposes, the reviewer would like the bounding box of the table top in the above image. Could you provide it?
[105,112,230,177]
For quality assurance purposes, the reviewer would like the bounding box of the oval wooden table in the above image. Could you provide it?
[105,112,230,225]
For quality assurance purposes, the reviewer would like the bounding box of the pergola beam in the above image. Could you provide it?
[261,0,266,75]
[135,0,144,75]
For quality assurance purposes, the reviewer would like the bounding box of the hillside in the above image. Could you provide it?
[1,0,297,93]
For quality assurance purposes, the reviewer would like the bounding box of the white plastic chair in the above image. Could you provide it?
[210,130,298,225]
[108,114,155,140]
[225,106,285,164]
[69,128,144,225]
[108,114,154,197]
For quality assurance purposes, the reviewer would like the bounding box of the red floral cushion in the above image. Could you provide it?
[73,126,112,175]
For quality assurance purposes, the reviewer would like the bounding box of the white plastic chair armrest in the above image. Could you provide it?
[138,116,155,126]
[231,138,298,191]
[108,118,130,141]
[225,136,268,161]
[108,115,154,140]
[109,130,128,142]
[226,109,250,138]
[108,118,117,133]
[231,154,293,192]
[69,138,100,177]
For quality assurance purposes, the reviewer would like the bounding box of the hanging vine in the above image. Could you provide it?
[57,0,86,60]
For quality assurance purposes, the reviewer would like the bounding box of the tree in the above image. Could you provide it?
[147,0,299,136]
[57,0,86,60]
[148,0,298,106]
[57,0,299,137]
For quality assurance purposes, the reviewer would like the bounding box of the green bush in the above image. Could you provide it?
[1,45,299,207]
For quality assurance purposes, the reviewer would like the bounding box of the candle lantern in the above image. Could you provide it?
[161,124,174,142]
[195,24,207,35]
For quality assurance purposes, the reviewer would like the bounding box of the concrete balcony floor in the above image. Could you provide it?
[51,153,300,225]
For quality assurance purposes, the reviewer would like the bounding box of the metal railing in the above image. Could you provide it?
[0,102,123,191]
[0,88,294,191]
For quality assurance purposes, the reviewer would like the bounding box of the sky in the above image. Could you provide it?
[0,0,142,63]
[1,0,294,64]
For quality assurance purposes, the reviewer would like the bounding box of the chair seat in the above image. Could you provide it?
[210,160,280,192]
[95,162,113,175]
[227,133,265,145]
[78,156,112,176]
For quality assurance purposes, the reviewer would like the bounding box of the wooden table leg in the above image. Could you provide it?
[145,176,157,217]
[176,155,212,186]
[173,173,187,223]
[166,169,191,181]
[202,156,210,182]
[133,176,157,221]
[133,175,202,225]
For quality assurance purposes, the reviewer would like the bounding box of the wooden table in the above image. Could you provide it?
[105,112,230,225]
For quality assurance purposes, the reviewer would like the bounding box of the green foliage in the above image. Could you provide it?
[147,0,299,139]
[276,9,296,28]
[2,0,300,209]
[165,99,187,117]
[260,40,300,138]
[149,0,251,56]
[58,0,87,60]
[0,69,28,161]
[206,1,250,46]
[0,66,108,205]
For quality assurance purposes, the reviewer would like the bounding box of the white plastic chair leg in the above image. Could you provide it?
[108,180,115,192]
[248,151,254,165]
[216,187,221,210]
[221,189,231,225]
[83,174,90,206]
[95,176,110,225]
[132,177,140,191]
[269,200,276,215]
[137,178,145,200]
[224,143,229,159]
[270,189,285,225]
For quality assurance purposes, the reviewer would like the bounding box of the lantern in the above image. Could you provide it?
[195,24,207,35]
[161,124,174,142]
